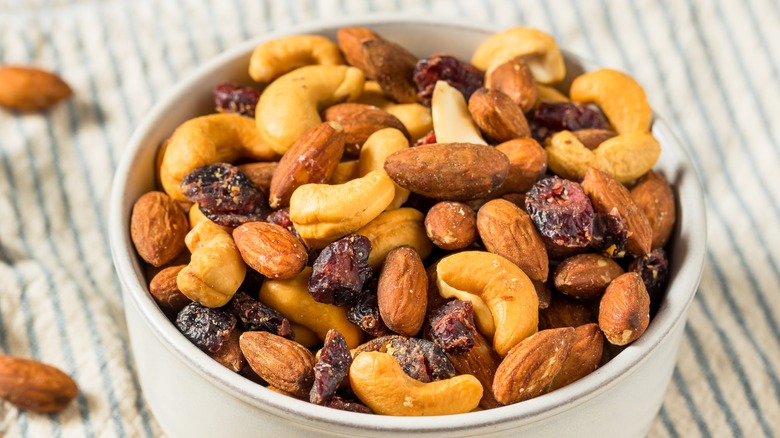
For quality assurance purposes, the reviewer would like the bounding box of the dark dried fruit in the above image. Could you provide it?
[176,302,236,353]
[266,208,301,240]
[180,163,269,227]
[413,130,437,146]
[214,82,260,117]
[308,234,372,306]
[310,329,352,405]
[226,291,293,339]
[354,335,456,383]
[239,269,265,297]
[525,176,595,248]
[324,395,373,414]
[413,55,484,105]
[429,300,476,355]
[347,278,390,337]
[590,208,628,258]
[533,102,609,133]
[629,248,669,306]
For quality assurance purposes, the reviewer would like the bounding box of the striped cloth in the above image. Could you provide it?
[1,0,779,436]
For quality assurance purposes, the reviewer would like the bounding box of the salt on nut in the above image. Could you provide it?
[358,127,410,209]
[177,219,246,308]
[160,113,278,201]
[248,35,345,83]
[355,207,433,270]
[289,170,395,249]
[349,351,482,416]
[569,68,653,134]
[471,26,566,84]
[258,267,362,348]
[436,251,538,357]
[255,65,365,155]
[431,81,487,145]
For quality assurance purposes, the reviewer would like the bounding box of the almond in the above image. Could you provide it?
[209,328,245,372]
[0,356,78,412]
[492,327,574,405]
[630,171,676,249]
[337,27,381,75]
[495,138,547,194]
[598,272,650,345]
[424,201,478,250]
[239,331,315,397]
[377,246,428,336]
[233,222,308,279]
[269,121,345,209]
[447,332,502,409]
[237,161,278,193]
[582,166,652,256]
[476,199,548,282]
[0,66,73,111]
[361,38,419,103]
[549,323,603,391]
[468,88,530,143]
[149,264,192,315]
[130,191,189,267]
[322,103,410,156]
[553,253,625,301]
[538,293,597,330]
[485,57,538,113]
[533,280,552,310]
[384,143,510,200]
[572,128,617,150]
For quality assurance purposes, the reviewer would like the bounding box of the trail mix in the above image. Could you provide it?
[130,25,676,416]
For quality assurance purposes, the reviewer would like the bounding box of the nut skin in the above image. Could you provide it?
[131,191,189,267]
[485,57,538,113]
[209,328,246,372]
[237,161,278,193]
[630,171,676,249]
[582,166,653,256]
[468,88,530,143]
[572,129,617,150]
[0,356,78,413]
[337,27,381,74]
[477,199,549,282]
[323,103,410,157]
[553,253,625,301]
[494,138,547,195]
[377,246,428,336]
[233,222,308,280]
[239,331,315,398]
[0,66,73,111]
[492,327,574,405]
[424,201,478,250]
[149,265,192,316]
[548,323,603,391]
[598,272,650,346]
[538,292,597,330]
[361,39,419,104]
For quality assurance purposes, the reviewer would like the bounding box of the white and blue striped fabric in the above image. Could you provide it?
[1,0,779,436]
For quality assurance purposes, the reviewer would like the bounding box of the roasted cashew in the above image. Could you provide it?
[255,65,365,155]
[358,128,410,210]
[177,220,246,308]
[330,160,360,184]
[431,81,486,145]
[471,27,566,84]
[289,170,395,249]
[258,267,362,348]
[436,251,538,356]
[248,35,344,83]
[349,351,482,416]
[355,208,433,270]
[160,114,278,201]
[569,68,652,134]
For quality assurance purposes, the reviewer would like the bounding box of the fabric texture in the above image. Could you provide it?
[1,0,779,436]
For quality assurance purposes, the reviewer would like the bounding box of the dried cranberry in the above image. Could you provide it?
[180,163,270,227]
[238,269,264,297]
[213,82,260,117]
[533,102,609,133]
[225,291,293,339]
[324,395,373,414]
[413,55,484,105]
[308,234,372,306]
[413,130,437,146]
[310,329,352,405]
[175,302,236,353]
[629,248,669,306]
[525,176,595,247]
[266,208,300,240]
[429,300,476,355]
[590,209,628,258]
[347,279,390,337]
[388,337,455,382]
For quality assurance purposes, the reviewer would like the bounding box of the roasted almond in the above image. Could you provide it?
[239,331,315,397]
[495,138,547,194]
[384,143,510,200]
[237,161,278,193]
[476,199,548,282]
[0,66,73,111]
[209,328,246,372]
[149,264,192,315]
[424,201,478,250]
[553,253,625,301]
[549,323,603,391]
[377,246,428,336]
[337,27,382,75]
[533,280,552,310]
[572,128,617,150]
[361,38,419,103]
[486,57,538,113]
[598,272,650,345]
[233,222,308,279]
[269,121,345,209]
[0,356,78,413]
[538,292,597,330]
[322,103,410,156]
[468,87,530,143]
[630,170,676,249]
[130,191,189,267]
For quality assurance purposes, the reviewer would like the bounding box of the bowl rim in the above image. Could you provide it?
[109,14,707,433]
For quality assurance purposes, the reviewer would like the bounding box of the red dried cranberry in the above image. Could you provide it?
[347,279,390,337]
[429,300,476,355]
[590,208,628,258]
[266,208,301,240]
[214,82,260,117]
[175,302,236,353]
[525,176,595,248]
[308,234,372,306]
[629,248,669,306]
[388,337,455,383]
[225,291,293,338]
[413,130,437,146]
[533,102,609,133]
[413,55,484,105]
[310,329,352,405]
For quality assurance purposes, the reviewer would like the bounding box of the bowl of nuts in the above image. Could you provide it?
[109,16,706,438]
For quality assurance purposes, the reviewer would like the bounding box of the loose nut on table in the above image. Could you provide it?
[249,35,345,83]
[471,26,566,84]
[0,355,78,413]
[0,66,73,111]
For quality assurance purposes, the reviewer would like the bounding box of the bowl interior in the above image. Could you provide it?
[109,16,707,433]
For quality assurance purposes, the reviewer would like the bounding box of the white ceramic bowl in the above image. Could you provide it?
[109,16,706,438]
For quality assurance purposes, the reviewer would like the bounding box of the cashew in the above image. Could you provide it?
[290,323,320,349]
[354,80,389,107]
[436,251,538,356]
[177,220,246,308]
[330,160,360,184]
[160,114,278,201]
[248,35,345,83]
[569,68,652,134]
[289,170,395,249]
[431,81,486,145]
[546,130,660,183]
[258,267,362,348]
[188,203,231,233]
[358,128,410,210]
[355,208,433,270]
[255,65,365,155]
[349,351,482,416]
[533,84,569,109]
[471,27,566,84]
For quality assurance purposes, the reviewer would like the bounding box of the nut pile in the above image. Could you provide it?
[131,25,676,416]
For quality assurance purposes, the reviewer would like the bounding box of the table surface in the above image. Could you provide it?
[1,0,779,437]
